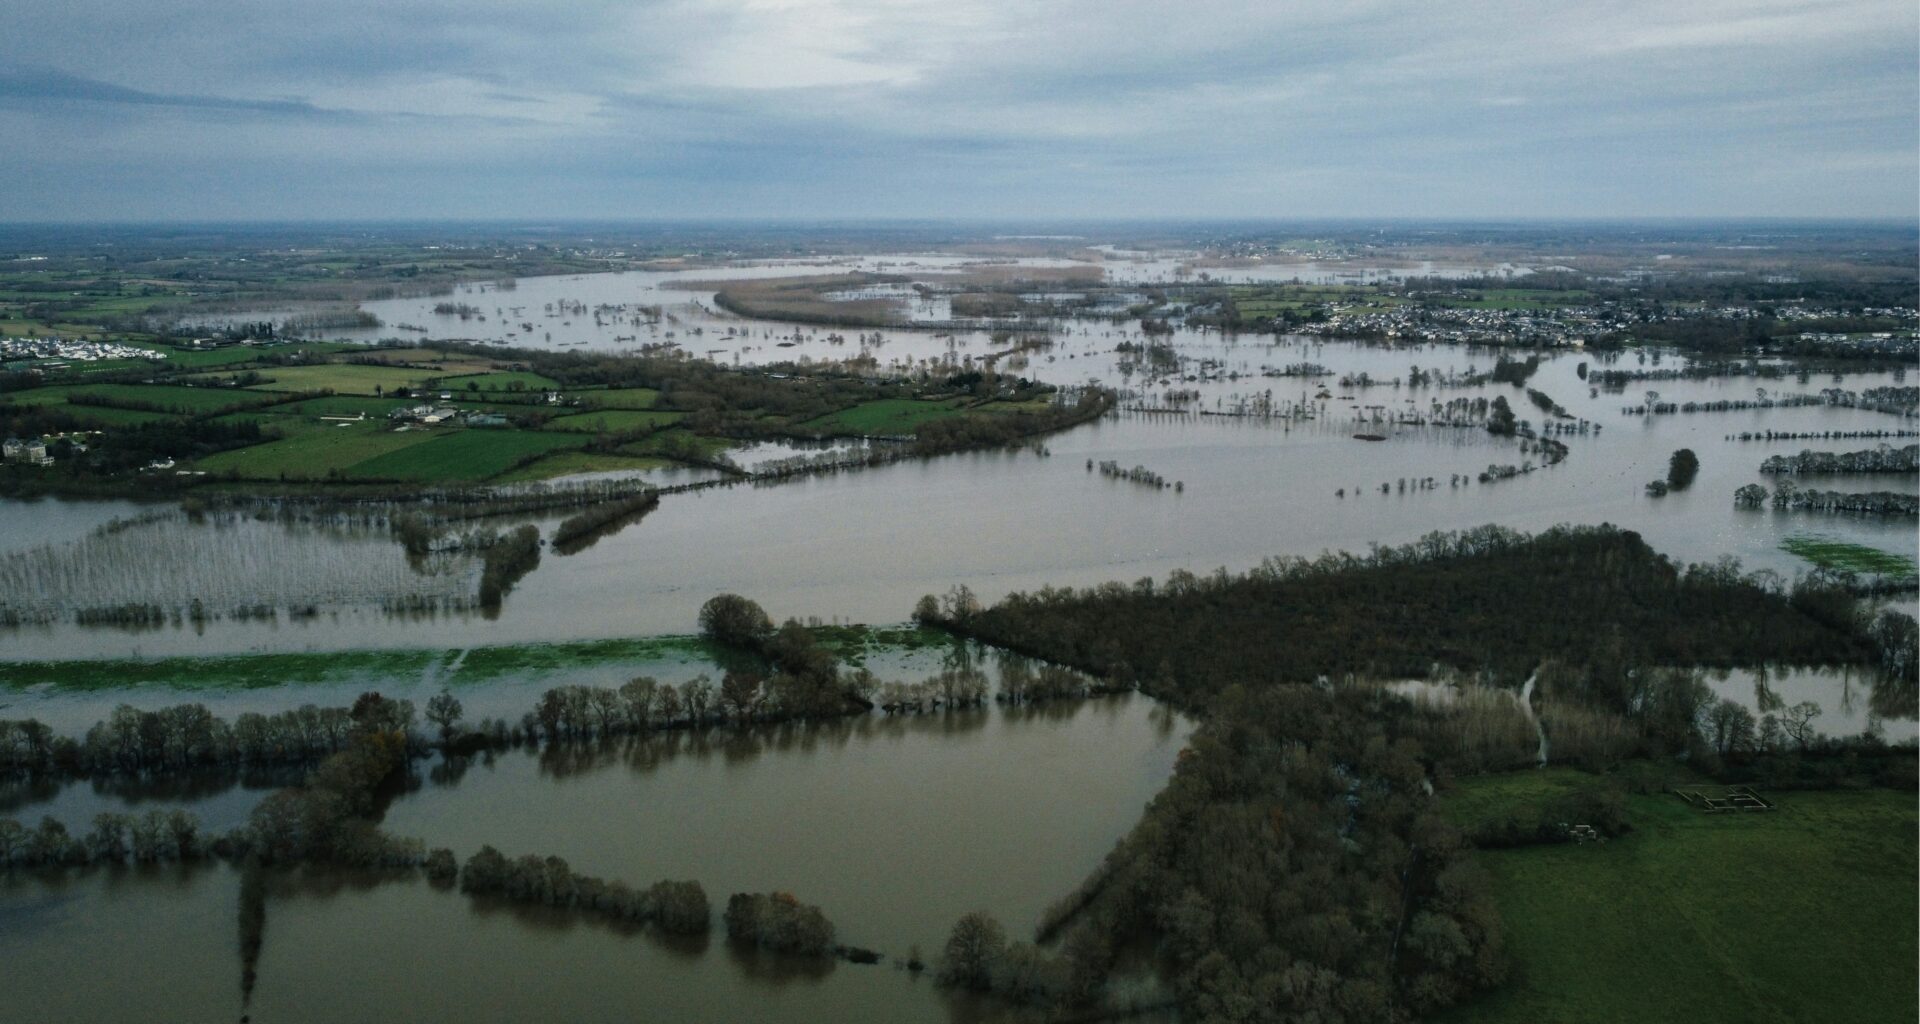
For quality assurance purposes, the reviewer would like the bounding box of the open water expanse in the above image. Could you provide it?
[1,255,1914,1022]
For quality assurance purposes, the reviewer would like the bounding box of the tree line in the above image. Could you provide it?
[924,524,1893,709]
[931,683,1512,1021]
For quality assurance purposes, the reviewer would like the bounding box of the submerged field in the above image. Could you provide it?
[1781,535,1918,578]
[1443,770,1918,1024]
[0,623,955,696]
[0,634,722,693]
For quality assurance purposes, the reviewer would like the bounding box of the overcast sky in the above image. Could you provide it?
[2,0,1915,222]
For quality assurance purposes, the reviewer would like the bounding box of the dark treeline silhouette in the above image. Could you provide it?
[477,524,540,608]
[1760,444,1919,475]
[458,846,710,934]
[1488,354,1540,386]
[1737,482,1920,517]
[2,688,722,941]
[909,389,1113,455]
[0,414,264,496]
[551,491,660,554]
[0,699,406,779]
[927,525,1889,709]
[1666,448,1699,490]
[1729,429,1918,443]
[724,891,837,956]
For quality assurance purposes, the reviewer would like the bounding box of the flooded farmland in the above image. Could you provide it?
[1,251,1914,1023]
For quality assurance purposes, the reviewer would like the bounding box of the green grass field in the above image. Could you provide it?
[976,398,1057,415]
[244,363,440,395]
[134,345,270,369]
[10,383,287,415]
[0,387,77,407]
[216,410,349,438]
[439,370,560,392]
[800,397,971,435]
[539,409,684,433]
[1439,767,1619,831]
[1442,771,1917,1024]
[0,629,961,693]
[573,387,661,410]
[278,395,414,418]
[192,422,442,478]
[617,428,737,460]
[344,428,584,481]
[0,635,734,692]
[1782,536,1917,579]
[40,405,182,428]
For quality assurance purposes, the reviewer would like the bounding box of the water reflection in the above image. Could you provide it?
[380,695,1192,955]
[0,850,1075,1021]
[1703,664,1919,740]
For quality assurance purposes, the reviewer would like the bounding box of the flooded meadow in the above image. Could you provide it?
[1,252,1915,1022]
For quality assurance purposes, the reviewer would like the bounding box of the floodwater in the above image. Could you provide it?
[1703,665,1919,740]
[0,253,1914,1022]
[5,347,1911,658]
[381,694,1189,953]
[0,866,1017,1023]
[1,695,1189,1023]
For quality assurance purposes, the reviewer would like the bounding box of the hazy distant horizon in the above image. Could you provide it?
[1,215,1915,232]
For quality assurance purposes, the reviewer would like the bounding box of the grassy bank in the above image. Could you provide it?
[0,636,712,692]
[0,626,957,692]
[1443,770,1917,1024]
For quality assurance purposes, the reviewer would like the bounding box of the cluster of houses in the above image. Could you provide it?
[1294,298,1917,351]
[1298,304,1615,347]
[387,403,508,428]
[4,432,95,466]
[0,337,170,373]
[2,437,51,465]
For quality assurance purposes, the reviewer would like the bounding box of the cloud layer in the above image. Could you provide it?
[2,0,1914,220]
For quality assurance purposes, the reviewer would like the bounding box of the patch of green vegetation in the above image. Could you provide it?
[488,449,676,483]
[0,637,734,693]
[129,342,360,369]
[0,649,448,691]
[539,409,684,433]
[133,344,271,369]
[1782,536,1917,578]
[573,387,661,410]
[44,405,182,428]
[1438,767,1622,830]
[56,383,287,414]
[344,428,584,481]
[1443,782,1918,1024]
[243,363,438,395]
[446,635,718,679]
[976,398,1057,415]
[807,622,955,666]
[0,386,76,407]
[439,370,560,392]
[277,395,413,418]
[0,626,963,695]
[1,625,975,708]
[799,397,971,435]
[1229,283,1406,320]
[618,429,736,460]
[192,421,441,478]
[211,411,331,436]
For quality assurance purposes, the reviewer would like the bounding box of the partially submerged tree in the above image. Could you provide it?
[698,593,775,650]
[1667,448,1700,490]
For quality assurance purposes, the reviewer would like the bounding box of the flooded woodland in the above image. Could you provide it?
[2,249,1915,1023]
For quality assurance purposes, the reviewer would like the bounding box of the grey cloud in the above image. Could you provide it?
[0,0,1911,220]
[0,67,348,119]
